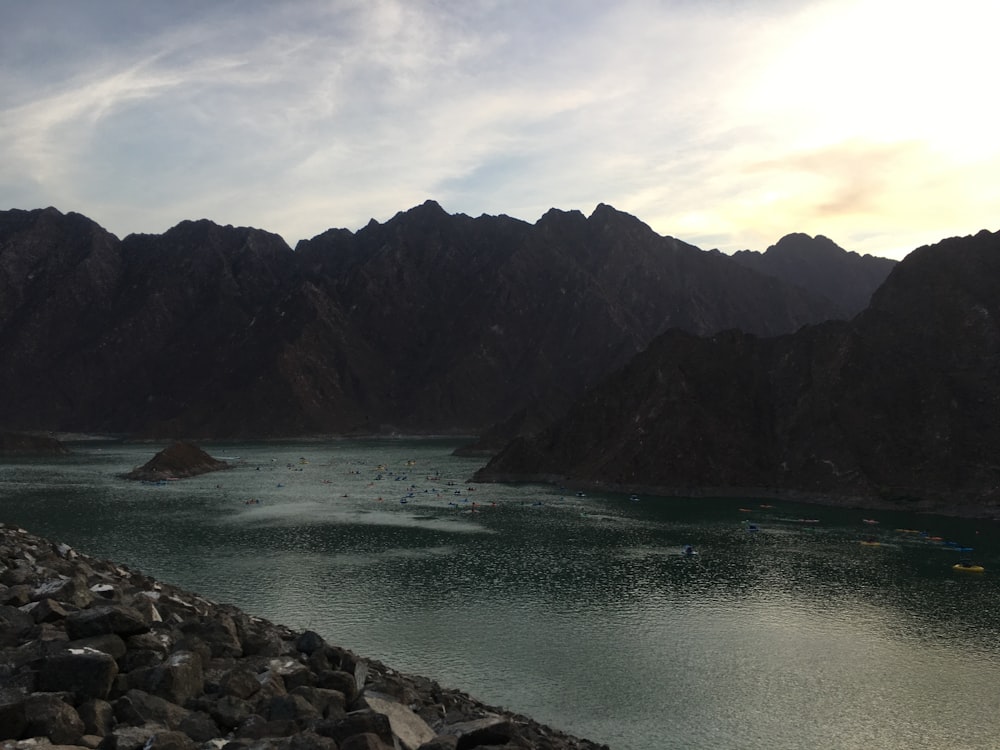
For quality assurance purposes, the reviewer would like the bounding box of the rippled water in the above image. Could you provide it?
[3,439,1000,749]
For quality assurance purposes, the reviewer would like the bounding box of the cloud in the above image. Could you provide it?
[750,140,924,219]
[1,0,997,259]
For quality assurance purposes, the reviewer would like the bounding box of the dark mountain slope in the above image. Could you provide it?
[731,233,897,317]
[107,220,379,437]
[297,201,845,431]
[476,229,1000,514]
[0,208,125,429]
[0,213,375,436]
[1,203,878,438]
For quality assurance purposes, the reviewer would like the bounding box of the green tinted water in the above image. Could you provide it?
[3,439,1000,749]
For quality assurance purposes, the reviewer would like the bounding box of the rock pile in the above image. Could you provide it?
[0,524,607,750]
[121,443,229,482]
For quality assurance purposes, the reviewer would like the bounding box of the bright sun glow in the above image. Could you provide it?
[1,0,997,260]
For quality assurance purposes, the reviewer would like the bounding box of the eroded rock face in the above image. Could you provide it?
[0,524,608,750]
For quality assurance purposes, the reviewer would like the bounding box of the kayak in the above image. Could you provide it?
[952,563,985,574]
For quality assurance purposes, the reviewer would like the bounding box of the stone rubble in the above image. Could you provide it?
[0,524,609,750]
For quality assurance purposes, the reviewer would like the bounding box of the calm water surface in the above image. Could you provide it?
[2,439,1000,749]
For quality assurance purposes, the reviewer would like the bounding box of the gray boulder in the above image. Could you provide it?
[264,693,321,724]
[66,605,150,639]
[176,709,220,742]
[25,597,69,624]
[0,688,27,741]
[36,646,119,702]
[295,630,326,655]
[315,669,358,702]
[114,688,190,729]
[361,693,436,750]
[233,711,269,739]
[315,710,394,746]
[179,614,243,659]
[69,632,128,661]
[209,694,254,730]
[219,666,260,699]
[134,650,204,706]
[32,575,94,609]
[98,722,165,750]
[77,697,115,736]
[450,718,514,749]
[1,585,32,607]
[0,605,36,647]
[290,686,346,720]
[267,657,314,691]
[23,692,85,745]
[90,582,122,601]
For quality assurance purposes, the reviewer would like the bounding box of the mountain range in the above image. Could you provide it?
[475,228,1000,514]
[0,202,893,439]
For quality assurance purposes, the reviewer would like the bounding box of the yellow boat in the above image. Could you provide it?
[952,562,985,574]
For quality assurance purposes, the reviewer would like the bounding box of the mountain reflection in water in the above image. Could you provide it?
[3,439,999,750]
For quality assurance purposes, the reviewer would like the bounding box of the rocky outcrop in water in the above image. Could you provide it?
[475,229,1000,517]
[0,433,68,455]
[121,443,230,482]
[0,204,888,439]
[0,524,607,750]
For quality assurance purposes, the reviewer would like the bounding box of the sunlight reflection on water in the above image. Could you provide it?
[4,440,1000,749]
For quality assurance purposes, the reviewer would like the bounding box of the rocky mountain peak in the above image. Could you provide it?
[588,202,647,229]
[388,199,451,226]
[768,232,845,258]
[475,228,1000,514]
[537,206,587,227]
[0,202,895,438]
[731,232,897,317]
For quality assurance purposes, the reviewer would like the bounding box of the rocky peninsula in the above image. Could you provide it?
[0,524,607,750]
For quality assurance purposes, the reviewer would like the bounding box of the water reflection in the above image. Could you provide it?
[3,441,1000,749]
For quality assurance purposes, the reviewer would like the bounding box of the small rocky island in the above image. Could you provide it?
[0,524,606,750]
[0,432,68,456]
[121,442,230,482]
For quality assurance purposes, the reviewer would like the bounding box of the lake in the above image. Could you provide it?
[2,438,1000,749]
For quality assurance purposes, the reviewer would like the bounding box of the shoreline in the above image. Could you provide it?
[472,473,1000,522]
[9,431,997,522]
[0,523,608,750]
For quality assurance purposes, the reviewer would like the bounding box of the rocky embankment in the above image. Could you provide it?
[0,525,607,750]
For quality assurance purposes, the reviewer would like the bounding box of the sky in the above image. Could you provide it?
[2,0,998,261]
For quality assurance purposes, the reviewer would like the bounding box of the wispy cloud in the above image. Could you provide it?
[1,0,997,258]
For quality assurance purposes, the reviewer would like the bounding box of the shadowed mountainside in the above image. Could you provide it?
[475,229,1000,515]
[0,203,891,438]
[295,201,859,431]
[731,233,897,318]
